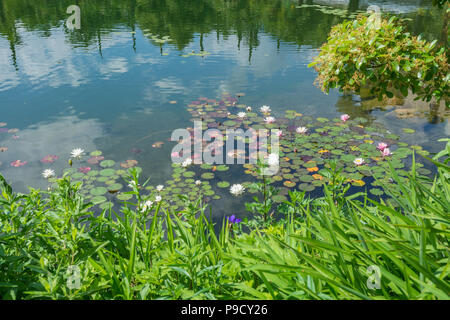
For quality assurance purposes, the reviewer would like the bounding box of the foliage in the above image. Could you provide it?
[0,141,449,300]
[309,15,449,107]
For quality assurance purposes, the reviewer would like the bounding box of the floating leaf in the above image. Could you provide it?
[201,172,215,180]
[100,160,115,168]
[91,196,107,205]
[87,156,104,164]
[40,155,59,163]
[91,187,107,196]
[100,169,115,177]
[217,181,230,188]
[90,150,102,156]
[120,160,138,168]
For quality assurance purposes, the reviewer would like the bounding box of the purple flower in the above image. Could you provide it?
[227,215,242,224]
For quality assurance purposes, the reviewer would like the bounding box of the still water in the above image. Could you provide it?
[0,0,448,219]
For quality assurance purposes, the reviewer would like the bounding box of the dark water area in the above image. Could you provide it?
[0,0,448,221]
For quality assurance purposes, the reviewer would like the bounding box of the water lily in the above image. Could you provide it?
[230,184,245,196]
[195,180,202,186]
[237,112,246,119]
[341,114,350,122]
[246,106,252,112]
[267,153,279,166]
[353,158,365,166]
[377,142,388,151]
[181,158,193,167]
[42,169,55,179]
[140,200,153,212]
[296,126,308,134]
[276,130,283,137]
[70,148,84,159]
[10,160,27,167]
[260,105,271,113]
[156,185,164,191]
[78,167,91,174]
[381,148,392,157]
[264,116,275,124]
[227,215,242,224]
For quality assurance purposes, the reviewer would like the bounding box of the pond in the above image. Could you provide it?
[0,0,448,220]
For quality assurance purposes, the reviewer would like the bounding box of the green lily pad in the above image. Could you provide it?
[91,196,107,204]
[100,169,115,177]
[91,187,107,196]
[116,193,133,201]
[90,150,102,156]
[298,183,315,192]
[107,183,123,192]
[217,181,230,188]
[100,160,115,168]
[201,172,215,180]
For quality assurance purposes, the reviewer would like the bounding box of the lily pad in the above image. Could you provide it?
[217,181,230,188]
[100,169,115,177]
[91,187,108,196]
[100,160,115,168]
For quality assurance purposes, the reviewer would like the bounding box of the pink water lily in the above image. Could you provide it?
[276,130,283,137]
[381,148,392,157]
[341,114,350,122]
[377,142,388,151]
[41,155,59,164]
[264,116,275,124]
[11,160,27,167]
[78,167,91,174]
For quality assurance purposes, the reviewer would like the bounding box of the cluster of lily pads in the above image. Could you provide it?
[181,51,211,58]
[0,121,20,168]
[183,93,430,202]
[2,93,431,210]
[295,3,365,19]
[142,31,172,44]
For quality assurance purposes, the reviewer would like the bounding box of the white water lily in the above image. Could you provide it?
[140,200,153,212]
[230,184,245,196]
[267,153,279,166]
[70,148,84,159]
[195,180,202,186]
[353,158,365,166]
[181,158,193,167]
[155,195,162,202]
[296,126,308,134]
[42,169,55,179]
[264,116,275,124]
[260,105,271,113]
[246,106,252,112]
[156,185,164,191]
[237,112,246,119]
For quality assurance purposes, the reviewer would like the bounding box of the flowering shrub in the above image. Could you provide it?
[309,15,449,107]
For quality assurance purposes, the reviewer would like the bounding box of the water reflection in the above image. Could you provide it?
[0,113,105,192]
[0,0,448,200]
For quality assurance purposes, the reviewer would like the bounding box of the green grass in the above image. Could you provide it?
[0,141,449,300]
